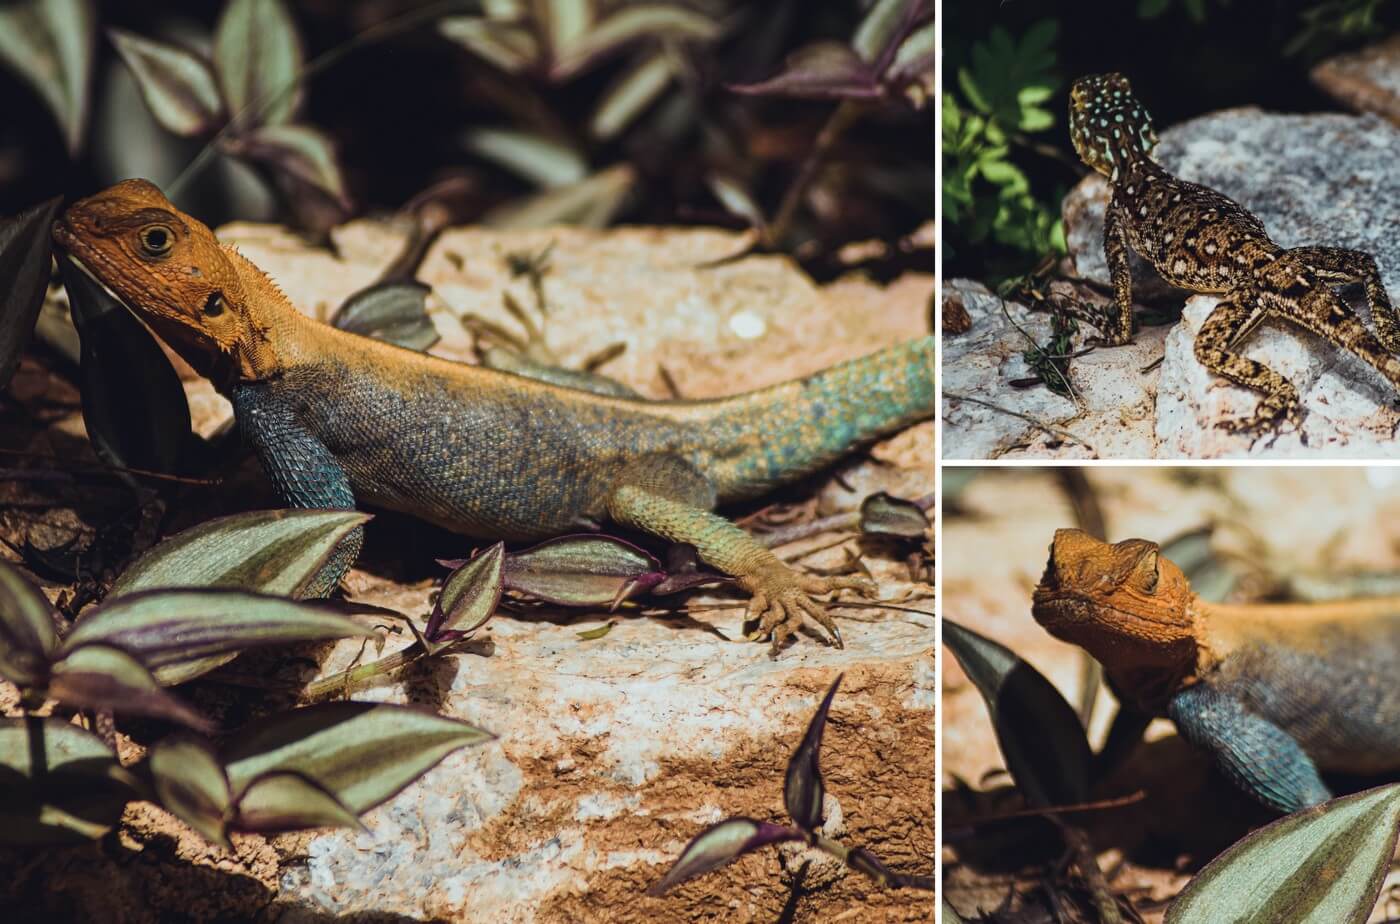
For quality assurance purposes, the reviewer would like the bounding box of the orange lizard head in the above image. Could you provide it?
[1032,529,1199,695]
[52,179,272,384]
[1069,73,1158,179]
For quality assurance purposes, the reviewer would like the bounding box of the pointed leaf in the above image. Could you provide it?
[646,817,803,895]
[462,127,587,188]
[331,281,441,352]
[426,542,503,641]
[223,702,492,814]
[65,589,375,686]
[0,716,138,844]
[852,0,926,64]
[48,643,214,730]
[111,508,370,598]
[859,492,930,539]
[148,735,232,847]
[483,164,636,228]
[0,557,59,686]
[705,173,766,231]
[501,534,663,607]
[57,251,194,475]
[551,4,720,80]
[589,51,674,141]
[576,621,614,641]
[727,42,880,101]
[234,124,350,209]
[942,619,1092,807]
[887,20,935,89]
[785,674,840,831]
[1166,783,1400,924]
[0,196,62,390]
[438,17,540,74]
[0,0,95,155]
[540,0,594,56]
[108,28,224,137]
[232,769,364,834]
[214,0,303,127]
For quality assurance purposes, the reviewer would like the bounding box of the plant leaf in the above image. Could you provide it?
[48,643,214,730]
[1166,783,1400,924]
[0,557,59,687]
[111,508,370,599]
[501,534,663,607]
[727,42,880,100]
[942,619,1091,807]
[646,817,804,895]
[148,735,232,847]
[232,769,364,834]
[56,251,194,475]
[223,702,492,814]
[462,127,587,188]
[589,50,674,141]
[65,588,375,686]
[576,620,614,641]
[0,196,62,390]
[859,492,930,539]
[0,0,95,155]
[426,543,503,641]
[852,0,926,64]
[551,4,720,80]
[214,0,303,127]
[108,28,224,138]
[331,281,441,352]
[705,173,766,231]
[0,716,138,845]
[234,123,351,209]
[438,17,540,74]
[483,163,637,229]
[785,674,840,831]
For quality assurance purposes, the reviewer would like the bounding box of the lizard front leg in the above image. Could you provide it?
[1169,684,1330,813]
[1192,288,1302,436]
[231,383,362,597]
[606,454,872,653]
[1287,245,1400,354]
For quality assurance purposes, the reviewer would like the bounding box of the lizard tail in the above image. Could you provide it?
[694,335,934,502]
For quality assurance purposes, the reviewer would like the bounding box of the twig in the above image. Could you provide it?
[1061,824,1123,924]
[943,393,1097,453]
[0,448,221,486]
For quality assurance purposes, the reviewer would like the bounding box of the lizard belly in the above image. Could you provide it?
[1212,629,1400,774]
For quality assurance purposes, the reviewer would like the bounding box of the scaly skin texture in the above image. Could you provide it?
[53,179,935,652]
[1068,73,1400,438]
[1032,528,1400,813]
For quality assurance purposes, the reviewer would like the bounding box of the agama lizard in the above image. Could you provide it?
[1068,72,1400,436]
[1033,528,1400,813]
[52,179,935,652]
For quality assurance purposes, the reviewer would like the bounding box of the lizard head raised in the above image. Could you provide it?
[1032,529,1199,701]
[52,178,277,385]
[1069,73,1157,180]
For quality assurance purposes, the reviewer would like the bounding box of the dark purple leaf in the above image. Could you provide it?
[213,0,303,127]
[0,716,138,845]
[502,534,664,608]
[331,281,440,352]
[148,735,232,847]
[425,542,503,641]
[0,196,61,390]
[0,0,96,155]
[230,123,350,210]
[0,556,59,687]
[48,643,214,731]
[108,28,224,137]
[647,817,804,895]
[785,674,841,831]
[727,42,881,101]
[859,492,930,539]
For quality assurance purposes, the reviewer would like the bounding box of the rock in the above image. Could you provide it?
[940,280,1161,459]
[1063,108,1400,458]
[1313,35,1400,125]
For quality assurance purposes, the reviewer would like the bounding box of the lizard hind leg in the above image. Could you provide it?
[1193,290,1303,439]
[1288,245,1400,355]
[605,454,873,653]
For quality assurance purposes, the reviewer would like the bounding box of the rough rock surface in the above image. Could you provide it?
[5,223,934,923]
[1061,107,1400,458]
[940,280,1162,460]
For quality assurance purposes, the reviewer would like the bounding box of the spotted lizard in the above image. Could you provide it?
[52,180,935,653]
[1067,72,1400,436]
[1033,528,1400,813]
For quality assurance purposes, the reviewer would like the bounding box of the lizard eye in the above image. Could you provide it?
[202,291,224,317]
[1133,550,1160,593]
[139,225,174,257]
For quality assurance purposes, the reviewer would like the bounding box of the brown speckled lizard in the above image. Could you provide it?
[53,180,935,653]
[1068,72,1400,436]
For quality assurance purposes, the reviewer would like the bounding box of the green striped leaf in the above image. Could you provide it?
[48,643,212,730]
[148,735,232,848]
[223,702,492,814]
[110,509,369,598]
[232,770,363,834]
[425,542,502,641]
[0,557,58,686]
[1166,783,1400,924]
[646,817,804,895]
[0,717,139,844]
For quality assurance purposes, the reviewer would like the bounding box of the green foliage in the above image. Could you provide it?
[1287,0,1392,57]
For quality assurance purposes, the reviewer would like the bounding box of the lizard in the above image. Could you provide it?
[1066,71,1400,437]
[52,179,935,653]
[1032,527,1400,813]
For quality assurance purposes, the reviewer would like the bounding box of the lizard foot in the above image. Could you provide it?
[741,568,876,655]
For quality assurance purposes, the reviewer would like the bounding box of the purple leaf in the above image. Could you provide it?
[230,123,351,210]
[0,556,59,687]
[784,674,841,831]
[859,492,930,539]
[727,42,881,101]
[646,817,804,895]
[214,0,303,128]
[148,735,233,848]
[108,28,224,137]
[48,643,214,731]
[425,542,503,641]
[501,534,663,607]
[0,196,62,390]
[231,769,364,835]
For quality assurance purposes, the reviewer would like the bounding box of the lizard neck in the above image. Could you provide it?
[205,244,316,391]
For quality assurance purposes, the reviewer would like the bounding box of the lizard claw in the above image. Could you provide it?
[741,569,875,654]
